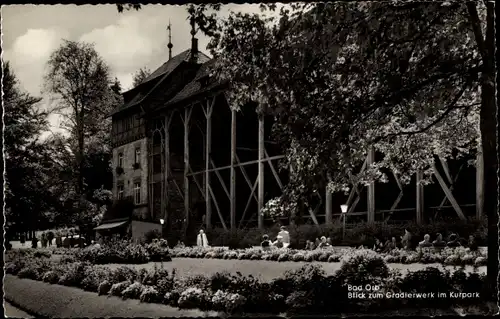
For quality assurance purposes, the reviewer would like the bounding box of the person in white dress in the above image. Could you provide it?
[196,229,209,248]
[278,226,290,248]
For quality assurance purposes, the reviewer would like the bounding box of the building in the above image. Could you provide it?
[98,21,484,243]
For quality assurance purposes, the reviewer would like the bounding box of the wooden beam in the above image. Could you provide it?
[210,159,230,199]
[265,149,284,190]
[239,177,259,228]
[346,159,367,207]
[183,107,192,236]
[439,157,453,184]
[258,115,265,230]
[187,155,285,177]
[385,170,404,222]
[432,162,467,221]
[230,109,237,231]
[236,155,259,202]
[438,163,463,208]
[416,169,424,225]
[476,148,484,219]
[367,146,375,224]
[205,99,214,229]
[164,115,171,222]
[208,184,228,230]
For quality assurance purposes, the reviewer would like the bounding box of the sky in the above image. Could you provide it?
[1,4,276,135]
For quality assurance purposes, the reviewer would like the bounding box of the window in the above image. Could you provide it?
[117,184,124,200]
[118,153,124,167]
[135,148,141,164]
[134,182,141,204]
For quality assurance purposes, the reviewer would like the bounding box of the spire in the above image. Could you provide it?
[190,16,198,62]
[167,20,173,60]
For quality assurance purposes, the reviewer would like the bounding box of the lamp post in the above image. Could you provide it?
[160,219,165,239]
[340,204,348,240]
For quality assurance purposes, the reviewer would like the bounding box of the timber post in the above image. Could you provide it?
[230,109,237,232]
[164,114,171,223]
[325,175,333,225]
[184,107,192,239]
[205,100,214,229]
[367,146,375,224]
[257,114,265,230]
[416,169,424,225]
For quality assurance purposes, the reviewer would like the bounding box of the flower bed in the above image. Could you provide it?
[73,239,171,264]
[168,246,487,266]
[5,248,489,315]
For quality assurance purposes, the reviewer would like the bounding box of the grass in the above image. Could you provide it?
[49,255,486,282]
[4,275,220,318]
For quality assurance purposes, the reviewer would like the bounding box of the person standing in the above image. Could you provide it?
[20,233,26,247]
[261,234,272,250]
[41,233,48,248]
[278,226,290,248]
[197,229,209,248]
[47,231,54,247]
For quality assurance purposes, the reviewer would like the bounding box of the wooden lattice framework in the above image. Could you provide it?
[149,90,485,230]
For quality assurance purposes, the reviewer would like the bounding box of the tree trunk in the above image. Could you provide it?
[481,3,497,301]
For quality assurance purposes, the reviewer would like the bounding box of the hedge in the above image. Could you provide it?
[5,248,490,315]
[205,218,487,249]
[168,246,487,267]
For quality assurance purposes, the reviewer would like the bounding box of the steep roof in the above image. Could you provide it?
[110,49,211,116]
[166,59,228,107]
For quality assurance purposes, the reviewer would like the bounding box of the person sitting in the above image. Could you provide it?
[278,226,291,248]
[419,234,433,248]
[305,239,316,250]
[196,229,209,248]
[318,236,330,249]
[432,233,446,248]
[261,235,272,250]
[373,237,384,252]
[175,240,185,248]
[468,235,479,251]
[326,237,332,246]
[447,234,461,248]
[273,236,285,248]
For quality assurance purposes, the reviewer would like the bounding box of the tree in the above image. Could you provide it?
[44,40,116,223]
[116,4,141,13]
[132,67,151,87]
[3,61,54,232]
[189,2,497,298]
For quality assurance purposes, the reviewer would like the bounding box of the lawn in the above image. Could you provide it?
[83,258,486,282]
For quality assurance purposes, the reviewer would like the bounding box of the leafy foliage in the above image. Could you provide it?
[3,61,55,231]
[132,67,151,87]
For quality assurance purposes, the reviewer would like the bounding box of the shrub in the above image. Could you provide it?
[164,289,182,307]
[109,281,132,297]
[140,286,161,303]
[144,229,162,244]
[338,249,389,285]
[5,262,23,275]
[145,239,172,262]
[178,287,210,310]
[81,266,112,292]
[277,253,290,262]
[475,256,487,267]
[75,240,149,264]
[98,280,112,295]
[42,271,59,284]
[18,266,40,280]
[122,281,146,299]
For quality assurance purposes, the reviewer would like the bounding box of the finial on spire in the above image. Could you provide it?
[167,20,173,60]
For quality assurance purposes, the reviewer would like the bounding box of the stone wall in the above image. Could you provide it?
[113,137,149,219]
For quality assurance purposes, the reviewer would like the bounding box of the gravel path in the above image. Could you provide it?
[4,300,34,318]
